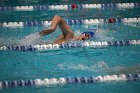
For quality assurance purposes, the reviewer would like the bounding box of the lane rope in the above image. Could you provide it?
[0,17,140,27]
[0,3,139,11]
[0,40,140,51]
[0,73,139,89]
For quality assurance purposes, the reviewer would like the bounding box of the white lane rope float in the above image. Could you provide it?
[0,40,140,51]
[0,17,140,27]
[0,73,140,89]
[0,3,139,11]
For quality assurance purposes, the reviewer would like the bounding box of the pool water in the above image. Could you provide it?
[0,0,140,93]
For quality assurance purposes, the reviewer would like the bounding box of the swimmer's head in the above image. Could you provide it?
[78,31,95,40]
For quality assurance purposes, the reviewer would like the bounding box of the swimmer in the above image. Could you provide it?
[107,64,140,75]
[39,15,95,44]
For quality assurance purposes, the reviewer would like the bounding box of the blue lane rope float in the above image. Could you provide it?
[0,73,140,89]
[0,40,140,51]
[0,17,140,27]
[0,3,139,11]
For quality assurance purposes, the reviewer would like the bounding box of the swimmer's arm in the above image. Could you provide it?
[39,28,55,36]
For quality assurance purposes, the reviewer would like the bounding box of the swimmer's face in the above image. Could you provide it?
[78,33,90,40]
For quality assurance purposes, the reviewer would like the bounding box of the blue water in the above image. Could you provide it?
[0,0,140,93]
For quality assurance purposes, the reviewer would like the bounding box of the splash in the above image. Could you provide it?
[95,28,115,41]
[0,37,19,46]
[19,32,44,45]
[57,60,140,75]
[89,61,109,72]
[57,63,89,70]
[57,61,109,73]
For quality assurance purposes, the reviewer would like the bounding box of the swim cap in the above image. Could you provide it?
[82,31,95,38]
